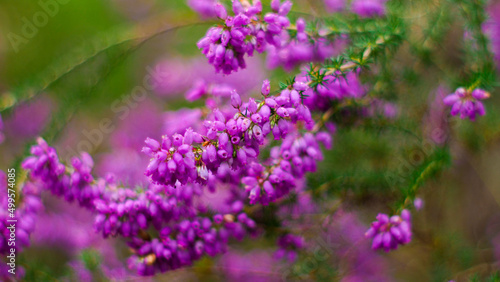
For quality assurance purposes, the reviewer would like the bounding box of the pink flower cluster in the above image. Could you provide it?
[197,0,293,74]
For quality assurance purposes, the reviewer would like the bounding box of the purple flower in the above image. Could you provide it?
[2,97,52,140]
[324,210,391,281]
[484,3,500,69]
[365,99,399,119]
[0,114,4,144]
[216,249,279,281]
[152,56,265,98]
[214,2,227,19]
[424,86,450,145]
[261,79,271,96]
[443,87,490,120]
[297,68,368,112]
[231,90,242,108]
[188,0,218,18]
[414,198,423,210]
[365,209,412,252]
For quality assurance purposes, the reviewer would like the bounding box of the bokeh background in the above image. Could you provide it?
[1,0,500,281]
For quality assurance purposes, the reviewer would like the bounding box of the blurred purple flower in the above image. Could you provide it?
[424,86,449,144]
[110,99,163,150]
[365,209,412,252]
[351,0,388,18]
[152,57,265,98]
[4,97,52,139]
[188,0,218,18]
[97,148,150,186]
[325,210,393,281]
[216,249,280,281]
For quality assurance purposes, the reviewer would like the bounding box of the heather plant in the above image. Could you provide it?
[1,0,500,280]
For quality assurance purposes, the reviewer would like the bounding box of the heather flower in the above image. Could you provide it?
[22,138,105,209]
[414,198,423,210]
[197,0,292,74]
[0,171,43,270]
[143,80,313,188]
[443,87,490,120]
[365,209,412,251]
[153,57,265,98]
[126,212,255,276]
[197,2,347,72]
[240,130,326,205]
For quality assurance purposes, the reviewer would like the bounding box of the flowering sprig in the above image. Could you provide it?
[443,87,490,120]
[21,138,257,276]
[22,138,104,209]
[142,80,314,188]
